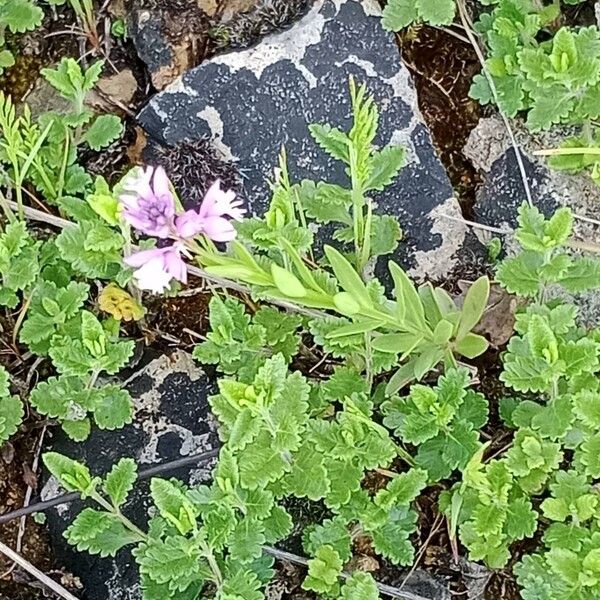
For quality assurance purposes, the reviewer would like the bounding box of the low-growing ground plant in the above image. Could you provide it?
[35,82,600,599]
[0,1,599,596]
[0,0,44,74]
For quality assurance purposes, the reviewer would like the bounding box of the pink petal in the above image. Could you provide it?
[200,180,244,220]
[202,216,237,242]
[123,166,153,199]
[175,210,204,239]
[123,247,168,268]
[151,166,171,199]
[198,180,222,219]
[132,260,173,294]
[163,248,188,283]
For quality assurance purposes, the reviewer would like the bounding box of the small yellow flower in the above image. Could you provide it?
[99,284,144,322]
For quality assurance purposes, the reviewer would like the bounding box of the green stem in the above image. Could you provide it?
[364,331,373,390]
[56,131,71,202]
[91,493,147,541]
[358,196,373,275]
[293,187,314,263]
[582,120,594,145]
[396,445,417,468]
[13,163,23,220]
[12,293,33,346]
[86,369,101,391]
[349,144,365,272]
[199,540,223,586]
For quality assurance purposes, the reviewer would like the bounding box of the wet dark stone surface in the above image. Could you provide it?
[139,0,468,280]
[474,148,559,227]
[42,351,218,600]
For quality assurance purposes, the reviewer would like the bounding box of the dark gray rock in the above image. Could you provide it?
[465,116,600,234]
[128,1,211,90]
[128,0,311,90]
[464,116,600,326]
[139,0,468,281]
[42,351,219,600]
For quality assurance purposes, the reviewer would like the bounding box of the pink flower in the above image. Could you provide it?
[120,166,175,238]
[174,180,245,242]
[124,245,187,294]
[120,170,245,294]
[201,180,245,221]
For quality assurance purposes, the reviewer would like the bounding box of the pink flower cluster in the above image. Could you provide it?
[121,166,244,294]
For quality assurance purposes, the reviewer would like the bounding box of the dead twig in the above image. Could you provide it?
[399,514,444,591]
[263,546,433,600]
[0,539,80,600]
[456,0,534,207]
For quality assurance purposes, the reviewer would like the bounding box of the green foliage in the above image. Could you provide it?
[341,572,380,599]
[56,216,127,280]
[237,80,405,278]
[20,279,89,354]
[65,508,141,557]
[193,296,301,382]
[44,449,292,599]
[497,203,600,298]
[103,458,137,508]
[31,376,133,440]
[0,61,123,218]
[43,452,99,496]
[516,524,600,599]
[444,199,600,584]
[546,135,600,185]
[500,303,599,394]
[470,2,599,128]
[303,545,343,595]
[199,85,490,384]
[0,0,43,33]
[34,79,600,600]
[0,220,40,308]
[0,0,44,74]
[83,114,124,151]
[0,221,134,442]
[0,364,23,445]
[40,58,122,151]
[383,368,488,481]
[382,0,455,31]
[0,63,121,206]
[442,453,538,568]
[49,309,134,376]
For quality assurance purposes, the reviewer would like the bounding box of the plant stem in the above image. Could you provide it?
[86,369,101,391]
[13,164,23,220]
[396,445,417,468]
[12,293,33,346]
[364,331,373,390]
[56,131,71,202]
[582,120,594,145]
[199,540,223,586]
[91,493,147,541]
[359,195,373,275]
[349,144,365,273]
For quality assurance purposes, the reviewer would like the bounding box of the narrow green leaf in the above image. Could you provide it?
[457,277,490,340]
[325,246,371,307]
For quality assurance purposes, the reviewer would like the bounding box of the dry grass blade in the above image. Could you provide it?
[455,0,534,207]
[0,540,80,600]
